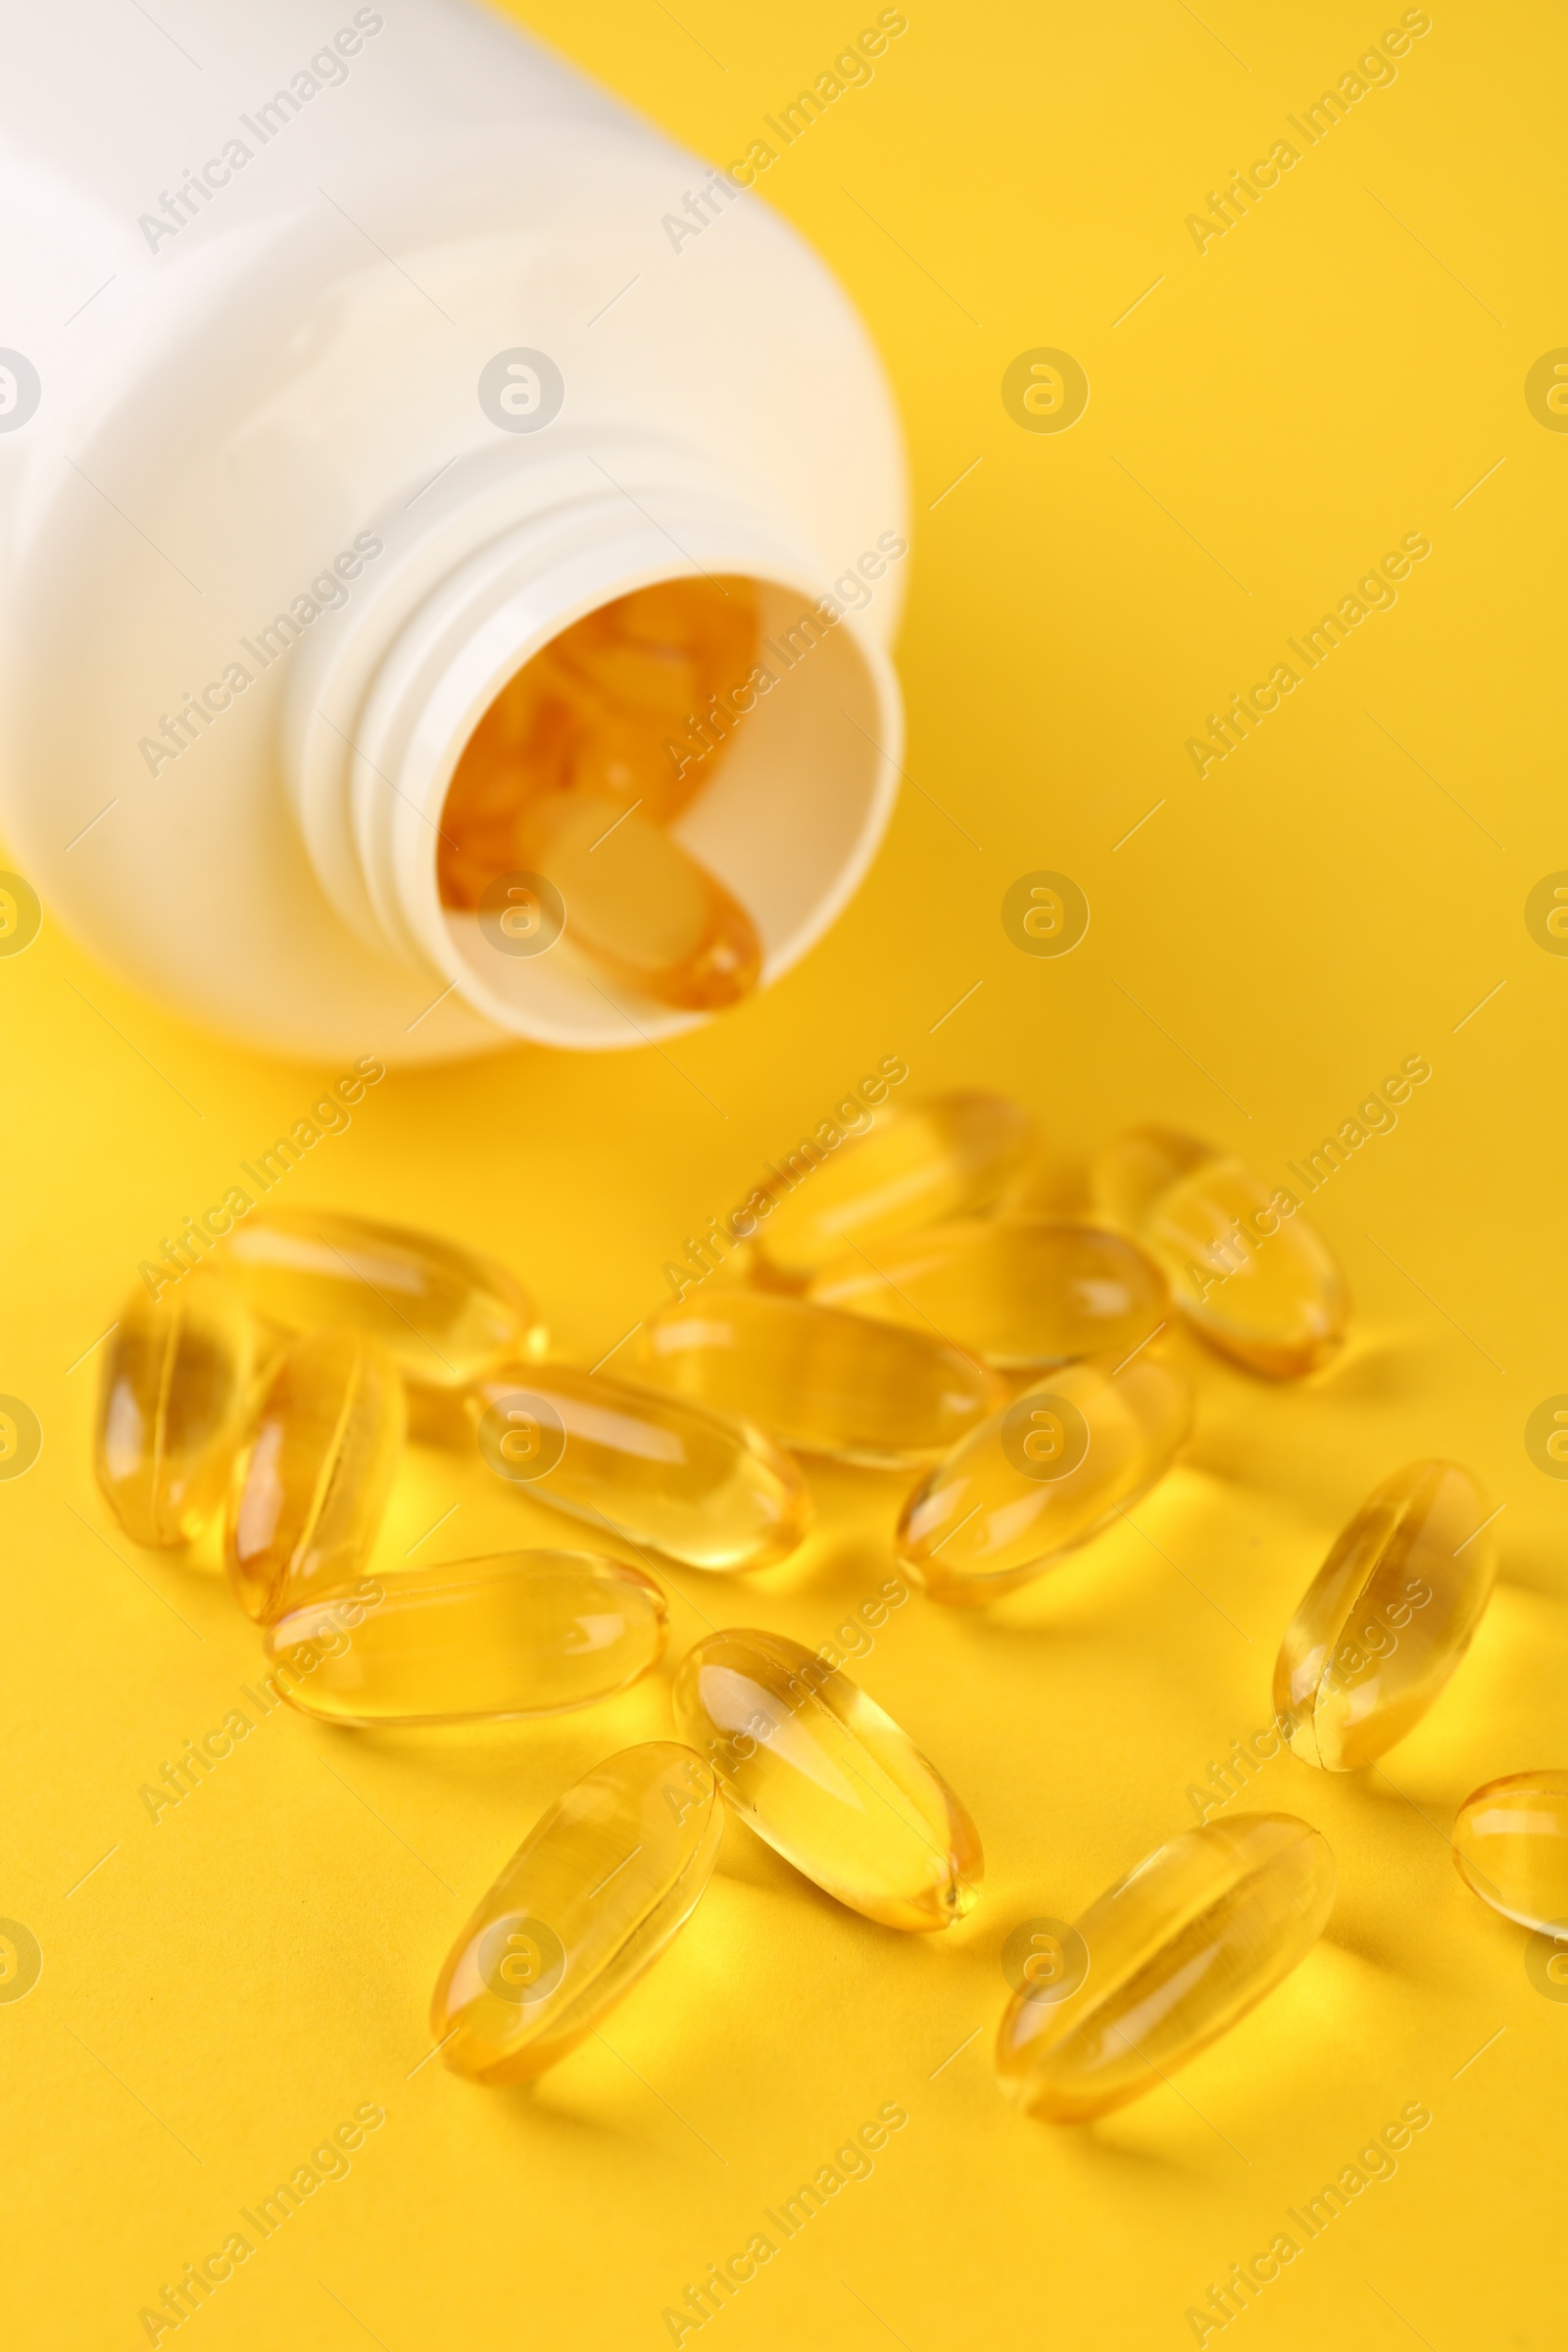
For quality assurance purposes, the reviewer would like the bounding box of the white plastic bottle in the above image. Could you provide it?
[0,0,906,1060]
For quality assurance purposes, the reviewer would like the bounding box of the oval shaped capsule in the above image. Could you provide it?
[671,1628,982,1930]
[465,1361,809,1571]
[996,1813,1336,2124]
[432,1742,722,2084]
[515,789,762,1012]
[636,1292,1005,1469]
[1272,1460,1497,1772]
[751,1091,1037,1285]
[1093,1126,1348,1378]
[226,1329,406,1622]
[224,1206,543,1392]
[94,1266,254,1545]
[808,1218,1167,1371]
[1452,1771,1568,1935]
[263,1551,667,1726]
[896,1356,1193,1605]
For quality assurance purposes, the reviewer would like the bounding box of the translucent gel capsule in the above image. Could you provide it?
[636,1292,1006,1469]
[896,1356,1193,1606]
[808,1217,1168,1372]
[462,1361,810,1571]
[1272,1460,1497,1772]
[671,1628,982,1931]
[996,1813,1335,2123]
[1093,1126,1348,1378]
[432,1742,722,2084]
[752,1091,1038,1285]
[225,1206,543,1393]
[1452,1771,1568,1934]
[263,1551,666,1727]
[226,1328,406,1622]
[94,1266,254,1545]
[512,786,762,1011]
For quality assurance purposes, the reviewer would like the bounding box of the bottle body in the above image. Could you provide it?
[0,0,906,1058]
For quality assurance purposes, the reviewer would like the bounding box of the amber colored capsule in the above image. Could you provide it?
[513,787,761,1011]
[808,1217,1168,1371]
[225,1206,543,1392]
[1272,1460,1497,1772]
[751,1091,1037,1285]
[636,1291,1005,1469]
[1093,1126,1348,1377]
[94,1266,254,1545]
[226,1329,406,1622]
[896,1355,1193,1606]
[1452,1771,1568,1935]
[671,1628,981,1930]
[432,1742,722,2084]
[996,1813,1336,2123]
[262,1551,666,1727]
[463,1360,809,1571]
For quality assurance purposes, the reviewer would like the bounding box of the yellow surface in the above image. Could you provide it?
[4,2,1563,2345]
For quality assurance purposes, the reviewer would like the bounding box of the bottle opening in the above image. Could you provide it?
[428,565,900,1049]
[293,474,905,1057]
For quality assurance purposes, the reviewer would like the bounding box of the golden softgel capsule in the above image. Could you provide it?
[636,1292,1005,1468]
[671,1628,981,1930]
[1272,1460,1497,1772]
[227,1329,406,1622]
[752,1091,1037,1285]
[465,1362,809,1571]
[808,1218,1167,1371]
[996,1813,1336,2124]
[94,1266,254,1545]
[225,1206,542,1392]
[1452,1771,1568,1935]
[432,1742,722,2084]
[263,1551,666,1726]
[511,788,761,1012]
[1093,1126,1348,1377]
[896,1356,1193,1605]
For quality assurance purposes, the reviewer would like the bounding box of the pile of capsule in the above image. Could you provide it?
[436,575,764,1012]
[91,1095,1554,2123]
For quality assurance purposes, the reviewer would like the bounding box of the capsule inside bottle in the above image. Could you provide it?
[751,1091,1037,1285]
[995,1813,1336,2123]
[637,1291,1005,1468]
[437,576,764,1010]
[896,1355,1193,1605]
[94,1266,254,1546]
[461,1360,810,1571]
[225,1206,543,1392]
[1452,1771,1568,1936]
[512,788,760,1010]
[1272,1460,1498,1771]
[432,1741,722,2084]
[226,1327,406,1623]
[263,1550,666,1726]
[671,1628,982,1931]
[808,1217,1168,1371]
[1093,1126,1348,1378]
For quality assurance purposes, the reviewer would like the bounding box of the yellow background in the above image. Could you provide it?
[5,2,1564,2345]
